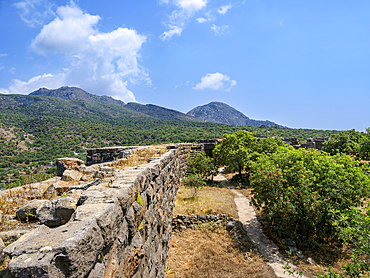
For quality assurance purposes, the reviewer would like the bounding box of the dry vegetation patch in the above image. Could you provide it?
[173,185,238,218]
[114,145,168,169]
[167,183,278,277]
[166,226,277,278]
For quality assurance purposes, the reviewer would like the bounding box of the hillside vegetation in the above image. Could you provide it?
[0,89,337,189]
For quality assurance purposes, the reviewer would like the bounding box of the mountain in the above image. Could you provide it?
[30,86,126,107]
[29,86,201,122]
[125,102,203,122]
[187,102,283,127]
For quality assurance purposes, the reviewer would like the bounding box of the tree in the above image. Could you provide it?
[254,137,291,155]
[322,129,362,157]
[213,130,257,176]
[187,151,217,181]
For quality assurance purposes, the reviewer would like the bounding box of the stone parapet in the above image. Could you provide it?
[2,144,192,278]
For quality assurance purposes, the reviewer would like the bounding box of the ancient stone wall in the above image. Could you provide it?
[2,144,192,278]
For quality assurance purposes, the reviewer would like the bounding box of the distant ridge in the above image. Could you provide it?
[30,86,126,107]
[125,102,203,122]
[187,101,283,127]
[29,86,202,123]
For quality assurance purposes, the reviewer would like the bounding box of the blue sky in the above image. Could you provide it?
[0,0,369,131]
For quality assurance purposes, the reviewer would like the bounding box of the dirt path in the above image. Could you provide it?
[215,172,306,278]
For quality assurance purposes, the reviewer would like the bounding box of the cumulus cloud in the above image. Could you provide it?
[160,0,207,40]
[193,72,236,91]
[13,0,55,27]
[2,3,147,102]
[196,17,207,23]
[211,24,228,34]
[217,4,232,15]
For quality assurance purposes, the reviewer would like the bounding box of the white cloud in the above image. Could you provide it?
[280,21,283,26]
[175,0,207,15]
[161,0,207,40]
[211,24,228,34]
[13,0,55,27]
[1,3,147,102]
[217,4,232,15]
[0,54,7,58]
[193,72,236,91]
[196,17,207,23]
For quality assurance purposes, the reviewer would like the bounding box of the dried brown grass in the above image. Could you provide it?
[166,225,277,278]
[114,145,168,169]
[173,185,238,218]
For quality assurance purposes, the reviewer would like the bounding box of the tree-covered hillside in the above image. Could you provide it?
[0,92,337,188]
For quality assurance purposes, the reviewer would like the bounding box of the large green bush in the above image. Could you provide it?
[250,148,370,241]
[213,130,257,176]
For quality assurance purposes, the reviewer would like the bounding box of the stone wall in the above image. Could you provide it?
[86,146,140,166]
[2,144,192,278]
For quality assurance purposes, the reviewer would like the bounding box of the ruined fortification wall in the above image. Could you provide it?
[2,144,192,278]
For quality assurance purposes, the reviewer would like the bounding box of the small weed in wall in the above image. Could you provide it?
[137,193,143,206]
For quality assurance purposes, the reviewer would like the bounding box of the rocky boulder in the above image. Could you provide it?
[36,197,78,227]
[62,170,83,182]
[0,237,5,263]
[56,158,85,177]
[16,199,49,221]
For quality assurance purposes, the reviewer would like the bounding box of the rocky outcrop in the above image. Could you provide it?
[56,157,85,177]
[16,199,49,221]
[2,144,192,278]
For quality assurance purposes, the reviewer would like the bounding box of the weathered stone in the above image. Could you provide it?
[72,200,124,245]
[36,197,78,227]
[0,230,31,246]
[0,237,5,263]
[88,263,104,278]
[4,219,104,277]
[67,178,101,192]
[285,238,297,247]
[16,199,49,221]
[62,169,83,182]
[56,157,85,177]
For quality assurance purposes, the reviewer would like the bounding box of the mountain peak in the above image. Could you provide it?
[30,86,126,107]
[187,101,282,127]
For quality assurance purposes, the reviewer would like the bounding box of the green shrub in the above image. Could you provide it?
[187,151,217,180]
[182,174,206,198]
[250,148,370,241]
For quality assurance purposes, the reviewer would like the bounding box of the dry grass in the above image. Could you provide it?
[166,225,277,278]
[114,145,168,169]
[173,185,238,218]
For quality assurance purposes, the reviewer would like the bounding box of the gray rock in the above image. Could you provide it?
[88,263,105,278]
[285,238,297,247]
[0,237,5,263]
[4,219,104,277]
[36,197,78,227]
[227,221,238,230]
[16,199,49,221]
[56,157,85,177]
[306,257,315,264]
[62,169,83,182]
[0,230,31,246]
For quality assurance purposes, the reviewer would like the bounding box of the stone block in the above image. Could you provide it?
[36,197,78,227]
[56,158,85,177]
[4,219,104,277]
[16,199,49,221]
